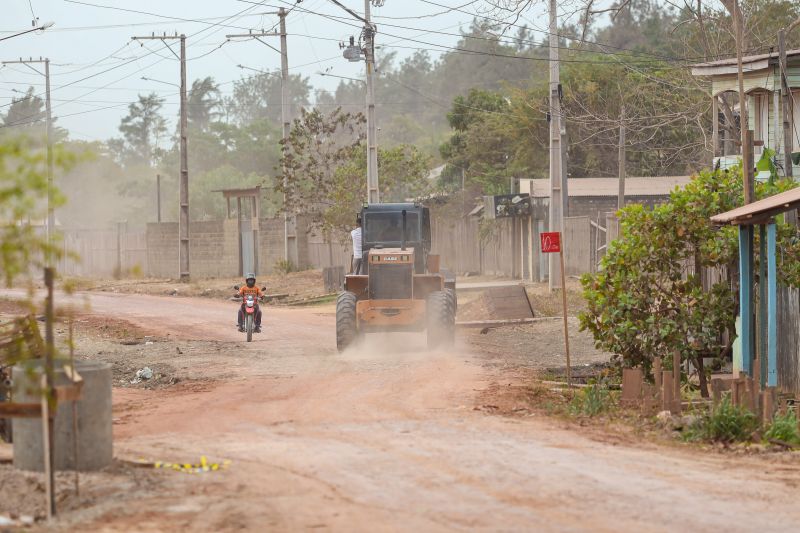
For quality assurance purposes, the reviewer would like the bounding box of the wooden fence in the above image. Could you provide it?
[778,285,800,393]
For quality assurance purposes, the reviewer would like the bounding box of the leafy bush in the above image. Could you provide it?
[568,383,613,417]
[704,398,758,443]
[685,397,758,443]
[764,410,800,445]
[580,167,800,397]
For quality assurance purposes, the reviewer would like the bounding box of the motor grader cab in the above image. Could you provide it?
[336,203,456,351]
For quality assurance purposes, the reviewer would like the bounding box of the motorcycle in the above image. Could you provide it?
[234,286,267,342]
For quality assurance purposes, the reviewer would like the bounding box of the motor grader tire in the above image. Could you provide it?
[445,287,457,318]
[336,291,358,352]
[427,290,455,349]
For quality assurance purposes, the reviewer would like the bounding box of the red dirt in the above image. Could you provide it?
[2,290,800,531]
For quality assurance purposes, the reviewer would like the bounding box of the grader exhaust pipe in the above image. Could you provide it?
[401,209,407,251]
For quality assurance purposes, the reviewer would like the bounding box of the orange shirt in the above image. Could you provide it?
[239,286,262,298]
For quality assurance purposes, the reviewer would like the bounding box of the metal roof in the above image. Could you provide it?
[691,49,800,76]
[520,176,691,198]
[711,187,800,225]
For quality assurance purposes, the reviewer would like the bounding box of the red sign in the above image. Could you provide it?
[540,232,561,253]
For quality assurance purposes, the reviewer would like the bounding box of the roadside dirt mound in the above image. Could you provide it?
[457,286,534,322]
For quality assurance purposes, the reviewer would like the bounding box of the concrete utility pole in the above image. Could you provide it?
[333,0,383,203]
[778,18,800,178]
[548,0,566,290]
[2,57,55,260]
[364,0,379,204]
[133,33,190,281]
[227,9,295,264]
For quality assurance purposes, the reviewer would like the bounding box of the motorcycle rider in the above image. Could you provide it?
[237,273,263,333]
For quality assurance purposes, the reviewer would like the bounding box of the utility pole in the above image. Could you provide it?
[778,20,800,178]
[548,0,565,290]
[728,0,753,203]
[227,10,295,264]
[279,9,292,264]
[618,106,626,211]
[133,33,189,281]
[334,0,383,203]
[2,57,54,260]
[44,59,53,254]
[364,0,379,204]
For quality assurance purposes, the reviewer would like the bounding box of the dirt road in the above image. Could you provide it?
[9,292,800,531]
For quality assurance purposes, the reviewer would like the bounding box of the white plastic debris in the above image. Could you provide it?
[136,367,153,380]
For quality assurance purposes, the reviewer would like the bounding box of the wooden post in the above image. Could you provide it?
[528,216,535,282]
[618,105,626,210]
[672,350,681,413]
[40,375,54,521]
[744,129,755,204]
[758,223,767,388]
[69,316,79,496]
[559,247,571,388]
[43,267,56,519]
[739,226,754,376]
[767,222,778,387]
[662,371,673,412]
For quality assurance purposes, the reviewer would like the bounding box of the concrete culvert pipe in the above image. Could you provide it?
[12,359,112,472]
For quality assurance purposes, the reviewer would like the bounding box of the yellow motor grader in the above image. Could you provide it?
[336,203,456,351]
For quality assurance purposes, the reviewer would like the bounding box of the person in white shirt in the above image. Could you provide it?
[350,216,363,274]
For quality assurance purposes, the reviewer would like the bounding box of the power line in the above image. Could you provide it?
[0,11,278,33]
[251,0,703,67]
[372,0,482,20]
[0,0,269,118]
[63,1,260,33]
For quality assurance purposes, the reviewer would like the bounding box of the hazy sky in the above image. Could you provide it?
[0,0,552,141]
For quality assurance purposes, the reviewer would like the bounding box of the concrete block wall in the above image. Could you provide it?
[147,216,314,278]
[147,220,237,278]
[223,218,240,275]
[190,220,237,278]
[295,215,310,269]
[146,222,179,278]
[258,217,286,274]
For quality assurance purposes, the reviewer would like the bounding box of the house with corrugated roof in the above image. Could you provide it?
[691,49,800,177]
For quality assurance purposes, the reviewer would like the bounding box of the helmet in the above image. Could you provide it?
[245,273,256,288]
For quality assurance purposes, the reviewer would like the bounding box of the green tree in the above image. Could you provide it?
[188,76,222,131]
[0,136,74,284]
[2,87,45,130]
[277,107,366,234]
[112,93,168,166]
[328,144,432,234]
[439,88,514,192]
[580,167,799,397]
[227,72,311,126]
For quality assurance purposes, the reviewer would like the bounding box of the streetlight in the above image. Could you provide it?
[0,21,54,43]
[318,70,365,84]
[236,64,280,77]
[141,76,179,88]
